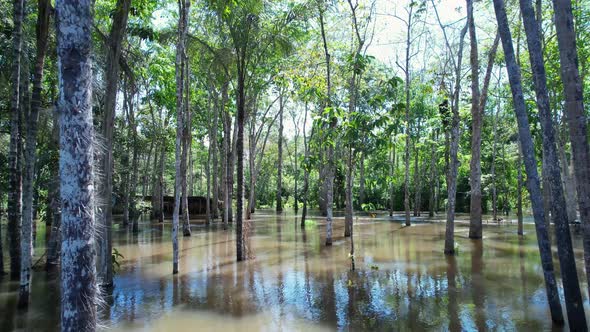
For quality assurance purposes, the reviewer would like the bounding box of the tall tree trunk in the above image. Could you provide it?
[173,0,189,274]
[491,95,499,222]
[126,83,140,234]
[404,44,412,227]
[235,63,245,262]
[19,0,51,307]
[359,152,365,208]
[467,0,483,239]
[181,53,191,237]
[97,0,131,288]
[8,0,25,282]
[413,145,420,216]
[552,0,590,299]
[319,5,334,246]
[56,0,98,328]
[517,146,524,235]
[390,139,396,217]
[301,103,312,227]
[428,133,436,217]
[557,132,577,223]
[441,15,468,254]
[46,105,62,272]
[520,0,586,326]
[276,93,284,213]
[493,0,564,323]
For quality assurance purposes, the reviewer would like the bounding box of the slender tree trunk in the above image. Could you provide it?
[491,97,499,222]
[552,0,590,299]
[359,152,365,208]
[301,103,312,227]
[276,93,284,213]
[19,0,51,307]
[126,85,140,234]
[97,0,131,288]
[390,139,396,217]
[319,6,334,246]
[493,0,564,323]
[429,133,436,217]
[46,105,61,272]
[517,146,524,235]
[235,64,245,262]
[56,0,98,328]
[181,53,191,237]
[344,146,353,237]
[413,145,420,217]
[467,0,483,239]
[8,0,25,282]
[443,20,468,255]
[520,0,586,326]
[557,132,577,223]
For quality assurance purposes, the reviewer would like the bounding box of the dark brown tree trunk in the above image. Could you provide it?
[56,0,98,328]
[552,0,590,300]
[97,0,131,288]
[493,0,564,323]
[8,0,25,282]
[276,93,284,213]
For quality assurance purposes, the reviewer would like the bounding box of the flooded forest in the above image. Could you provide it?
[1,0,590,331]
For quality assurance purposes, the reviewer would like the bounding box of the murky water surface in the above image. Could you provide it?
[1,210,589,331]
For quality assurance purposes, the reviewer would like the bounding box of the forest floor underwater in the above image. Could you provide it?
[1,210,589,331]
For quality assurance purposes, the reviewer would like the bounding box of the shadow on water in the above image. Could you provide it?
[0,211,587,331]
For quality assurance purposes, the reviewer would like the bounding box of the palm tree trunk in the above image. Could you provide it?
[56,0,98,328]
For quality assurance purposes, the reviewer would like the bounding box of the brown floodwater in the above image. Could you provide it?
[1,210,589,331]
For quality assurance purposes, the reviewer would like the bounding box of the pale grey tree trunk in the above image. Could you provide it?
[359,152,365,208]
[19,0,51,307]
[56,0,98,329]
[8,0,24,282]
[97,0,131,288]
[520,0,585,326]
[493,0,564,323]
[552,0,590,300]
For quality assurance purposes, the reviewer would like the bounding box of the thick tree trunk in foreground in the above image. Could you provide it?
[8,0,25,282]
[97,0,131,288]
[19,0,51,307]
[493,0,564,323]
[520,0,585,326]
[56,0,98,329]
[552,0,590,300]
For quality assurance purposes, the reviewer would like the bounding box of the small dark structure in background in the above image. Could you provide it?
[142,196,215,218]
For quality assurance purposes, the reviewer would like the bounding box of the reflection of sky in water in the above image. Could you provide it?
[1,211,589,331]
